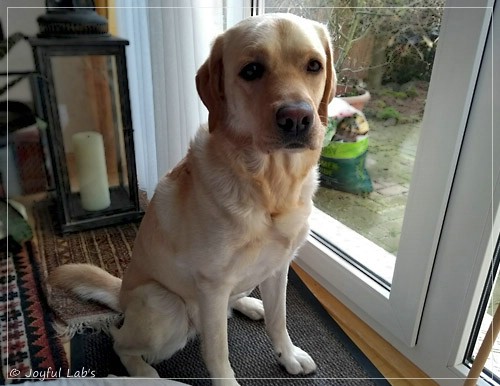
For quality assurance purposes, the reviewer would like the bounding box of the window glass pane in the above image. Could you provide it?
[264,1,444,285]
[466,236,500,381]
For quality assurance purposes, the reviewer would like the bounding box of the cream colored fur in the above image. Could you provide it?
[49,13,335,386]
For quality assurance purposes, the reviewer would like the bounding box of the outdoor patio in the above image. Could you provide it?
[314,119,421,255]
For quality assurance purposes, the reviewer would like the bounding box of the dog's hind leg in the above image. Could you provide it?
[110,283,193,377]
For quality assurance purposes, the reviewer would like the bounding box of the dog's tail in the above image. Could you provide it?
[49,263,122,313]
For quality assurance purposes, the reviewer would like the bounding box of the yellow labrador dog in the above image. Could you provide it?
[50,13,335,386]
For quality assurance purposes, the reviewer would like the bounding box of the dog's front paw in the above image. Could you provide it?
[276,345,317,375]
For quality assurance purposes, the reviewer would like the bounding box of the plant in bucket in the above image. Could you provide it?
[319,98,373,195]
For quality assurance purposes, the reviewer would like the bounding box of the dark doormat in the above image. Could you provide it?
[71,269,389,386]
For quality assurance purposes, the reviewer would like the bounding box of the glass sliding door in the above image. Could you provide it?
[264,1,444,288]
[261,0,493,352]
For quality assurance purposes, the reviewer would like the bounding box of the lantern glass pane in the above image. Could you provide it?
[51,55,133,219]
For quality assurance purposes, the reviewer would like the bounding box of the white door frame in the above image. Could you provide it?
[291,0,496,382]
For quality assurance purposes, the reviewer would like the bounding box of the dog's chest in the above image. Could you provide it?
[246,197,311,247]
[228,204,310,293]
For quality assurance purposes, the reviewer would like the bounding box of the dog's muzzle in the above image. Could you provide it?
[276,102,314,149]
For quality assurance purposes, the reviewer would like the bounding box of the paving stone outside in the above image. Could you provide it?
[314,120,421,255]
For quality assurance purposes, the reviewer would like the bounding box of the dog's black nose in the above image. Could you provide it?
[276,102,314,137]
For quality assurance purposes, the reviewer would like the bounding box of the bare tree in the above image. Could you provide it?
[264,0,444,88]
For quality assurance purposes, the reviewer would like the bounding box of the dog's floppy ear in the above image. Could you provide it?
[316,25,336,127]
[196,35,225,133]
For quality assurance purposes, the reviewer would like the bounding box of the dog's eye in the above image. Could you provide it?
[239,62,265,81]
[307,60,322,73]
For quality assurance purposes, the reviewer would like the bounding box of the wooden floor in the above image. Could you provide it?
[292,263,438,386]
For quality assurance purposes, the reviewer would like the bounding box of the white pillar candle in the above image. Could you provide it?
[72,131,111,211]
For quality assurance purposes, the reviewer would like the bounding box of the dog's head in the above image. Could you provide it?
[196,13,336,153]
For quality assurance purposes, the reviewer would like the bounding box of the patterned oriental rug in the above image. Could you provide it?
[33,200,388,384]
[32,200,139,338]
[0,241,69,384]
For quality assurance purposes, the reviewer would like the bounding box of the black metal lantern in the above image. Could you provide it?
[29,3,143,233]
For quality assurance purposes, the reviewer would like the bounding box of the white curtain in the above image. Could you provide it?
[116,0,224,198]
[116,1,157,199]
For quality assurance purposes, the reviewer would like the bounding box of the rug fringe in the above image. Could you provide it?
[53,313,123,340]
